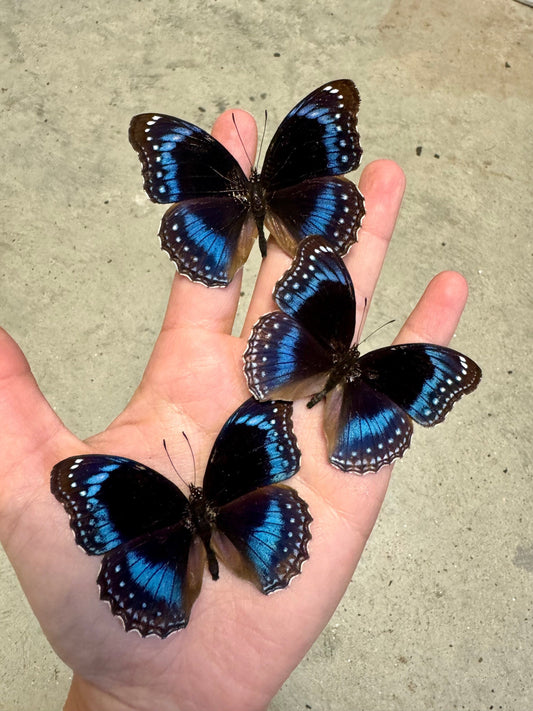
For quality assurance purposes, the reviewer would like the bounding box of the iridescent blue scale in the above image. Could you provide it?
[51,399,311,637]
[244,235,482,474]
[129,80,364,286]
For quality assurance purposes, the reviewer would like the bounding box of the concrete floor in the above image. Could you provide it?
[0,0,531,708]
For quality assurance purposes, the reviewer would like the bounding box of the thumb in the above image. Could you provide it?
[0,328,77,520]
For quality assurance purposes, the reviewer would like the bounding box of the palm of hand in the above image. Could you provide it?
[0,111,467,711]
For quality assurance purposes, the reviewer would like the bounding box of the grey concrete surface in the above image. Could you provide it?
[0,0,531,709]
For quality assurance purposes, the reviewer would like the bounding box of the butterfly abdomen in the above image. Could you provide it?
[247,170,268,257]
[187,485,220,581]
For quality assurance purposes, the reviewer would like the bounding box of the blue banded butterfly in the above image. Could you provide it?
[244,236,482,474]
[129,80,364,286]
[51,399,311,637]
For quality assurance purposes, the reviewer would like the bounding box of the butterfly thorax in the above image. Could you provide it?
[342,343,362,371]
[307,344,362,408]
[247,169,268,257]
[186,484,220,581]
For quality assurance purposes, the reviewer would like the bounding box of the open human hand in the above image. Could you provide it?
[0,109,469,711]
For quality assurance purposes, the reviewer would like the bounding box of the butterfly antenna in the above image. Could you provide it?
[358,319,396,348]
[354,296,369,344]
[231,112,254,172]
[256,109,268,169]
[162,439,189,488]
[181,431,198,486]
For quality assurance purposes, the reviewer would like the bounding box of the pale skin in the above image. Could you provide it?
[0,109,469,711]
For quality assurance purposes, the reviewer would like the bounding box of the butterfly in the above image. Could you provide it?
[50,398,312,637]
[244,235,482,474]
[129,79,364,287]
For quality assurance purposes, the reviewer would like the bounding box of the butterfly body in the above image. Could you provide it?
[129,80,364,286]
[246,168,269,256]
[51,399,311,637]
[307,343,363,408]
[184,483,220,581]
[244,236,482,474]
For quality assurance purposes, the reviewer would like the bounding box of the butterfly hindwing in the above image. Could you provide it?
[215,484,311,593]
[98,524,199,638]
[129,113,248,204]
[324,380,413,473]
[51,455,189,555]
[159,196,256,286]
[261,80,362,191]
[266,176,365,257]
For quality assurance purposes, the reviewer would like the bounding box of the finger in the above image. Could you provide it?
[393,270,469,346]
[240,159,406,337]
[211,109,258,176]
[344,159,406,305]
[239,240,290,337]
[160,109,258,336]
[0,328,74,497]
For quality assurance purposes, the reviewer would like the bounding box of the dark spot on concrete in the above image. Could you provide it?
[513,542,533,572]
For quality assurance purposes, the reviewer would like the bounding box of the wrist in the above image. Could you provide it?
[64,676,139,711]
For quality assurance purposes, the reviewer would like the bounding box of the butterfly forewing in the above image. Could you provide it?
[244,311,333,402]
[359,344,482,426]
[129,114,248,204]
[51,456,189,555]
[98,524,200,637]
[274,235,356,352]
[261,80,362,191]
[202,398,300,507]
